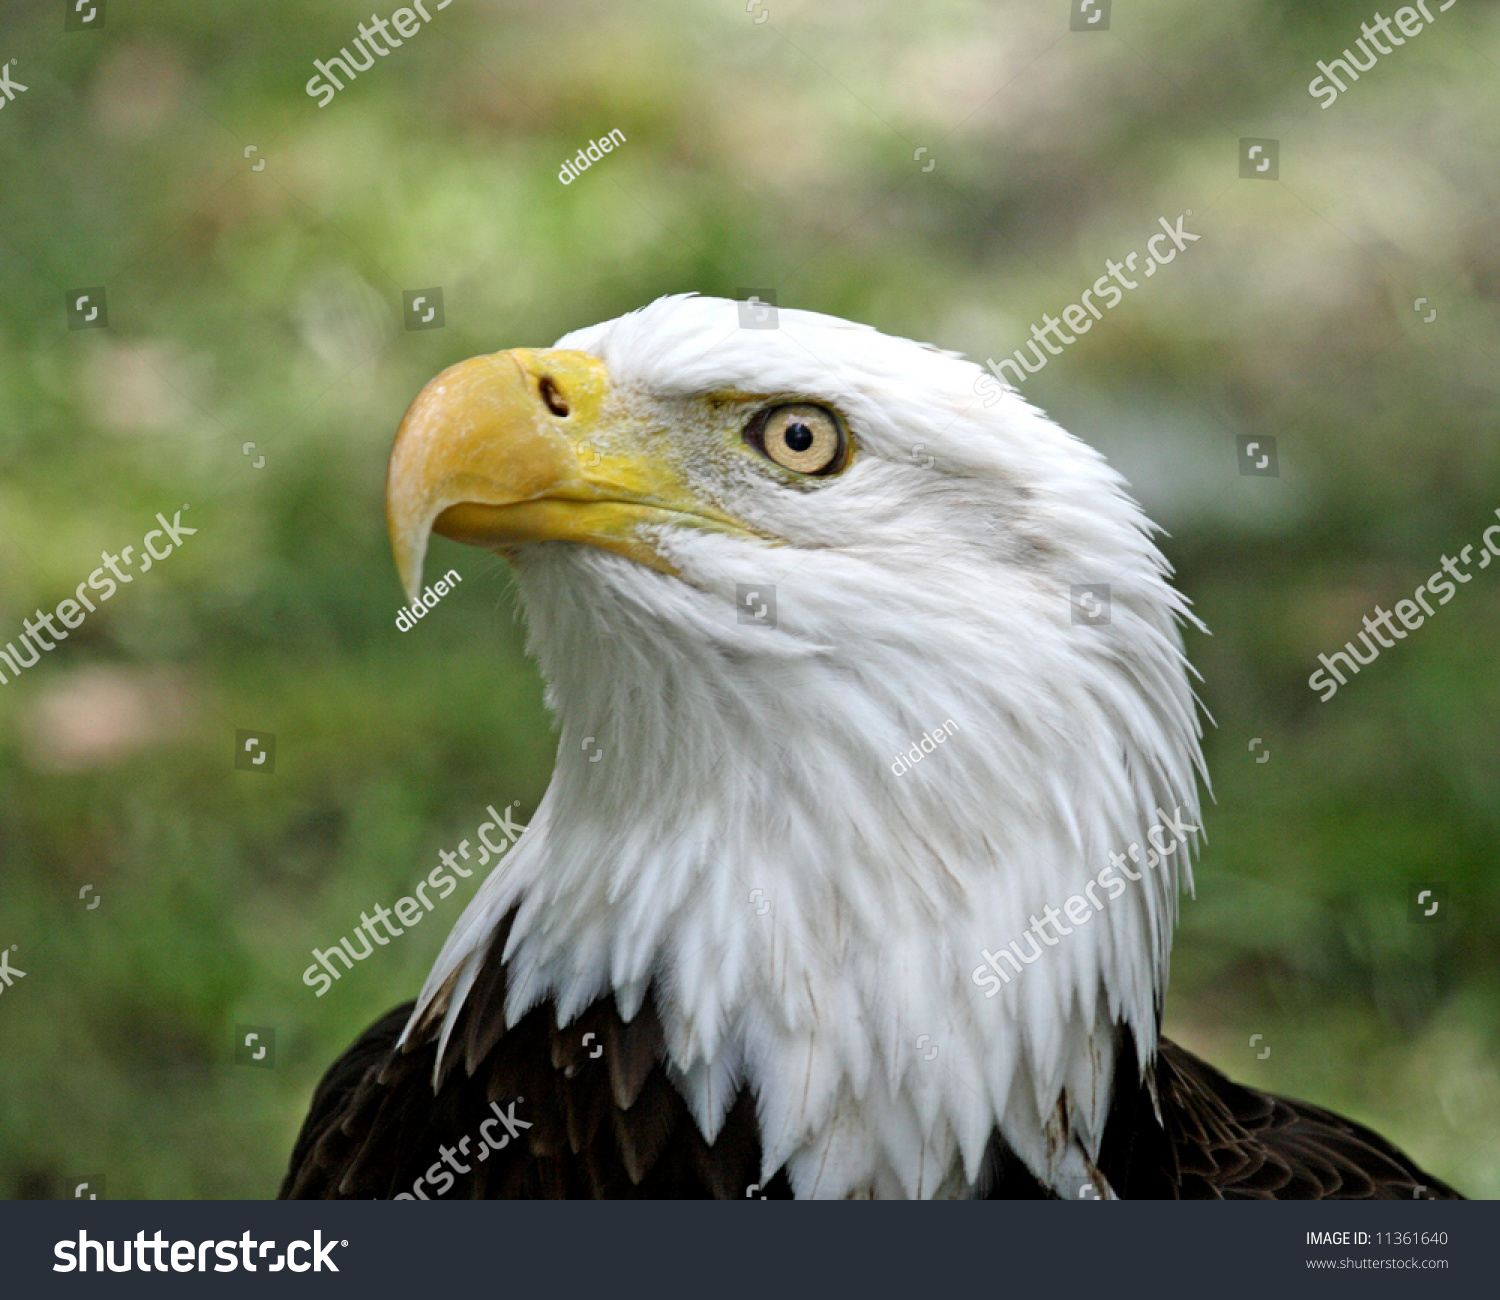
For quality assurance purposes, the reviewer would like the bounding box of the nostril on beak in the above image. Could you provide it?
[538,376,570,418]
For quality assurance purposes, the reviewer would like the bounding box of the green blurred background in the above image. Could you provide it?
[1,0,1497,1197]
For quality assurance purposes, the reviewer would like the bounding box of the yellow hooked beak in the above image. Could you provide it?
[386,349,745,599]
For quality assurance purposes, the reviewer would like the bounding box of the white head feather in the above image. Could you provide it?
[405,294,1208,1199]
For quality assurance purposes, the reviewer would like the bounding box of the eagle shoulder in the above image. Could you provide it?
[280,922,789,1199]
[1147,1039,1462,1200]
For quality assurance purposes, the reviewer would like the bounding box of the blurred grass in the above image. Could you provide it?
[1,0,1497,1196]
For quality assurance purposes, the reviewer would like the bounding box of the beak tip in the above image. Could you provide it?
[390,514,429,605]
[398,560,425,605]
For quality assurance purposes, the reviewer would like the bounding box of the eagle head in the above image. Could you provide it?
[384,294,1206,1199]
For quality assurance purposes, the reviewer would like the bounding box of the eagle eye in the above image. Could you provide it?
[746,403,847,476]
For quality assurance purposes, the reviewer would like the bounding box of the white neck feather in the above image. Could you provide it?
[411,537,1203,1198]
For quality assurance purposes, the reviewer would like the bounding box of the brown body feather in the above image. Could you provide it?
[283,919,1460,1201]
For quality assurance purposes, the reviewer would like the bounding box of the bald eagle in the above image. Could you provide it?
[282,296,1459,1200]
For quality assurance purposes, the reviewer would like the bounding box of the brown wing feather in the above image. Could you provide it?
[1144,1038,1462,1200]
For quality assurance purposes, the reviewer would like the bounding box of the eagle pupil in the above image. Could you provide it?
[784,421,814,452]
